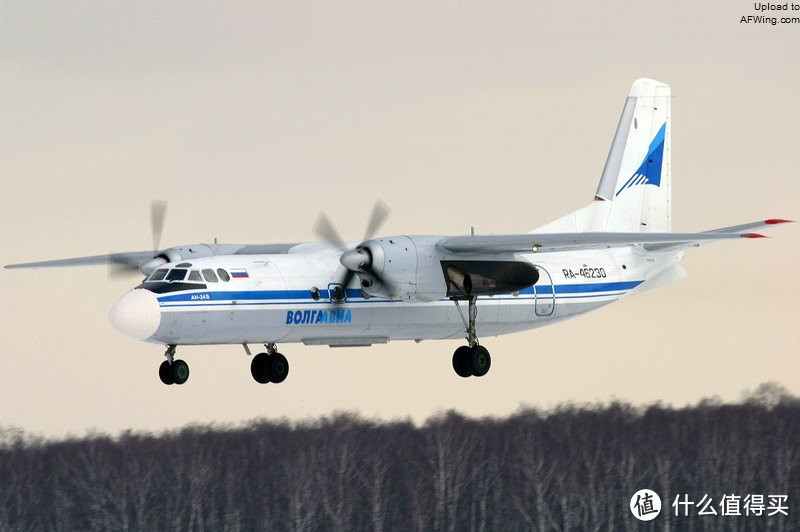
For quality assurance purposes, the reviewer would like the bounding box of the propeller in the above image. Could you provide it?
[151,200,167,252]
[313,200,392,299]
[107,256,146,279]
[313,212,348,253]
[108,201,168,279]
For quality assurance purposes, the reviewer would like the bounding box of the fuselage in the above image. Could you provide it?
[108,241,683,347]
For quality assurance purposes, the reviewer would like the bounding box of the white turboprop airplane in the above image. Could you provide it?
[5,79,790,386]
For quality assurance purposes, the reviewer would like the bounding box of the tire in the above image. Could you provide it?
[171,359,190,385]
[251,353,270,384]
[452,346,472,378]
[266,352,289,384]
[159,360,174,385]
[468,345,491,377]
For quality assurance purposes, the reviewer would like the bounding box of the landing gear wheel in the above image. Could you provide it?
[452,346,472,378]
[266,353,289,383]
[451,297,490,376]
[171,359,190,385]
[251,353,270,384]
[467,345,491,377]
[159,360,174,385]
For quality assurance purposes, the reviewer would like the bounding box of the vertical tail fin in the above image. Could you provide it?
[599,78,672,232]
[532,79,672,234]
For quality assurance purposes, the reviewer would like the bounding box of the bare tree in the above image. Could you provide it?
[1,387,799,530]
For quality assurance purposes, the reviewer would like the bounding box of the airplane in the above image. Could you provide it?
[5,78,791,386]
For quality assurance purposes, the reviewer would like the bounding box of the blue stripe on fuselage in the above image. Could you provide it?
[543,280,641,295]
[155,281,643,304]
[156,288,367,303]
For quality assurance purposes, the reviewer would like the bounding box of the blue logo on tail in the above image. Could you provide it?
[615,123,666,197]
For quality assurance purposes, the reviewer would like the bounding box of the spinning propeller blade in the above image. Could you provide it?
[151,200,167,252]
[363,200,390,241]
[107,259,141,279]
[313,212,348,252]
[313,200,393,298]
[108,200,169,279]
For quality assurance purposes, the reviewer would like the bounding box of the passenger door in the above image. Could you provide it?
[534,266,555,317]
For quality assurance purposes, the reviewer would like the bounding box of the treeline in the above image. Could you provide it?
[1,383,798,531]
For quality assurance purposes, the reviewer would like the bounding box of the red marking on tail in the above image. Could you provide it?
[765,219,793,224]
[742,233,767,238]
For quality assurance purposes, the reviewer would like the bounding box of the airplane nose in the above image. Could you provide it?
[109,289,161,340]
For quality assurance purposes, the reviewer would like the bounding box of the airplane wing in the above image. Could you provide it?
[4,251,156,270]
[701,219,792,234]
[4,243,302,270]
[438,219,792,254]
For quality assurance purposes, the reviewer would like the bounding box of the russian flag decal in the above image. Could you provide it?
[230,269,249,279]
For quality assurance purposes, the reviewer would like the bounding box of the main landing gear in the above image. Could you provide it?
[158,345,190,385]
[250,343,289,384]
[451,297,492,378]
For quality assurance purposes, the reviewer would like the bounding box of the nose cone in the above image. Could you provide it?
[340,248,369,271]
[109,289,161,340]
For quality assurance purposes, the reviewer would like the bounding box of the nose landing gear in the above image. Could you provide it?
[158,345,190,385]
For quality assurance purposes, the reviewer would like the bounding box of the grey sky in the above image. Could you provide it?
[1,1,798,437]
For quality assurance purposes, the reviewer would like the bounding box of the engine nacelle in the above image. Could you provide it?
[355,236,540,302]
[357,236,449,302]
[140,244,216,275]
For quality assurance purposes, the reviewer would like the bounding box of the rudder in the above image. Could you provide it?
[598,78,672,232]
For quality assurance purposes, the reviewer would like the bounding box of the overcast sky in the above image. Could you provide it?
[1,1,798,438]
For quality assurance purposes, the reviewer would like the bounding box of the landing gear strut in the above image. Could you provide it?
[250,342,290,384]
[159,345,190,385]
[451,297,492,377]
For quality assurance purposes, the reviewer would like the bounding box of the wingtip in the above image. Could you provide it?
[742,233,768,239]
[764,219,794,224]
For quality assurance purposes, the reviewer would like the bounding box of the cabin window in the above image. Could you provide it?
[217,268,231,282]
[166,269,187,282]
[187,270,202,282]
[202,269,218,283]
[149,269,168,282]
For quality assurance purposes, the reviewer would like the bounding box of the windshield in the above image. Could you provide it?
[148,269,168,282]
[145,268,211,284]
[139,267,210,294]
[165,269,187,282]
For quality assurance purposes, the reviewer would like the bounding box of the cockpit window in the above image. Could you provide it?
[217,268,231,282]
[202,269,218,283]
[149,269,168,282]
[165,269,187,282]
[187,270,202,282]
